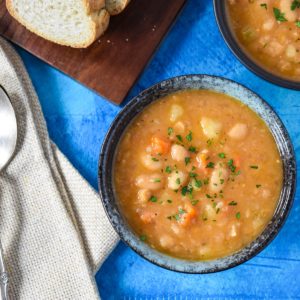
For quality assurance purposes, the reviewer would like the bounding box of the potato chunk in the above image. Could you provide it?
[228,123,248,140]
[170,104,184,122]
[200,117,222,139]
[209,166,229,193]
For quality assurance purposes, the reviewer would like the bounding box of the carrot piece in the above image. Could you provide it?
[196,152,209,175]
[151,136,171,155]
[179,204,197,227]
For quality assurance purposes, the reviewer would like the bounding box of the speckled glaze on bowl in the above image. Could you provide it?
[98,75,296,273]
[213,1,300,90]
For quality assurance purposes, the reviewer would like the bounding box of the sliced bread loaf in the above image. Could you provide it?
[105,0,130,15]
[6,0,110,48]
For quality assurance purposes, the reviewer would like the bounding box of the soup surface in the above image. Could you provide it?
[114,90,283,260]
[227,0,300,81]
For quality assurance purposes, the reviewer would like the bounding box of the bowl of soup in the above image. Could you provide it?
[214,0,300,89]
[99,75,296,273]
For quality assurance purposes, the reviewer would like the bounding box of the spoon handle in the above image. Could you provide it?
[0,241,9,300]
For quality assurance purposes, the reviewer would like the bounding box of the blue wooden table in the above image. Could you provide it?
[16,0,299,298]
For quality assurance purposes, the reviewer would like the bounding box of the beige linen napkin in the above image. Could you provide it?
[0,37,119,299]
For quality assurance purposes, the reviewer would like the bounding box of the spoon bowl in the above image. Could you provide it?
[0,86,17,171]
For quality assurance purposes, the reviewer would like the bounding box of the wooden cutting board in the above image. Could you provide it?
[0,1,187,104]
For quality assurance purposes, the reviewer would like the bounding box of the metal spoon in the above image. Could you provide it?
[0,86,18,300]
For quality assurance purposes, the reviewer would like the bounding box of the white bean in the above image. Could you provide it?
[228,123,248,140]
[135,174,164,190]
[167,170,187,190]
[209,166,229,193]
[200,117,222,139]
[171,144,189,162]
[141,154,162,170]
[170,104,184,122]
[137,189,151,204]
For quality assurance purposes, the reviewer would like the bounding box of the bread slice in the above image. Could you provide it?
[105,0,130,15]
[6,0,110,48]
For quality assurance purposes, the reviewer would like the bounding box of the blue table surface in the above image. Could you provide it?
[16,0,299,298]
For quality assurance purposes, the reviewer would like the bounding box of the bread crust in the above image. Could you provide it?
[105,0,130,15]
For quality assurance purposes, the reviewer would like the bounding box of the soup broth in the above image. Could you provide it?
[114,90,283,260]
[227,0,300,81]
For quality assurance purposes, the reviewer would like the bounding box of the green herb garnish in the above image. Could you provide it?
[250,165,259,169]
[260,3,267,9]
[151,157,159,162]
[167,199,172,203]
[273,8,287,22]
[186,131,193,142]
[176,178,181,185]
[149,196,157,202]
[176,135,183,142]
[229,201,238,206]
[236,212,241,219]
[206,162,215,169]
[140,235,147,241]
[185,157,191,166]
[218,153,226,159]
[291,0,300,10]
[228,159,236,173]
[168,127,173,136]
[256,184,262,188]
[188,146,197,153]
[207,139,213,147]
[165,166,172,173]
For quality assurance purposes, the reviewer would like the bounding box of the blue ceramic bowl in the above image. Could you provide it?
[98,75,296,273]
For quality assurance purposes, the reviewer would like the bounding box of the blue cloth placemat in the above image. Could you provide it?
[16,0,299,298]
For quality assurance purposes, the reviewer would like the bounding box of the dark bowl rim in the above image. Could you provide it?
[213,0,300,90]
[98,74,296,274]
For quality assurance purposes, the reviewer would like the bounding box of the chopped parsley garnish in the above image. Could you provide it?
[167,208,187,222]
[140,235,147,241]
[182,185,193,196]
[153,178,161,182]
[176,178,181,185]
[260,3,267,9]
[236,212,241,219]
[185,157,191,165]
[256,184,262,188]
[194,179,202,188]
[176,135,183,142]
[229,201,238,206]
[220,179,225,184]
[250,165,259,169]
[151,157,159,162]
[186,131,193,142]
[167,199,172,204]
[206,194,212,199]
[203,178,209,185]
[291,0,300,10]
[228,159,236,173]
[188,146,197,153]
[165,166,172,173]
[273,8,287,22]
[168,127,173,136]
[218,153,226,159]
[206,162,215,169]
[216,208,221,214]
[207,139,213,147]
[149,196,157,202]
[191,200,199,206]
[296,21,300,27]
[189,172,197,178]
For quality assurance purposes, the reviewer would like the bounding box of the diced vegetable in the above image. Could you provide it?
[200,117,222,139]
[151,136,171,155]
